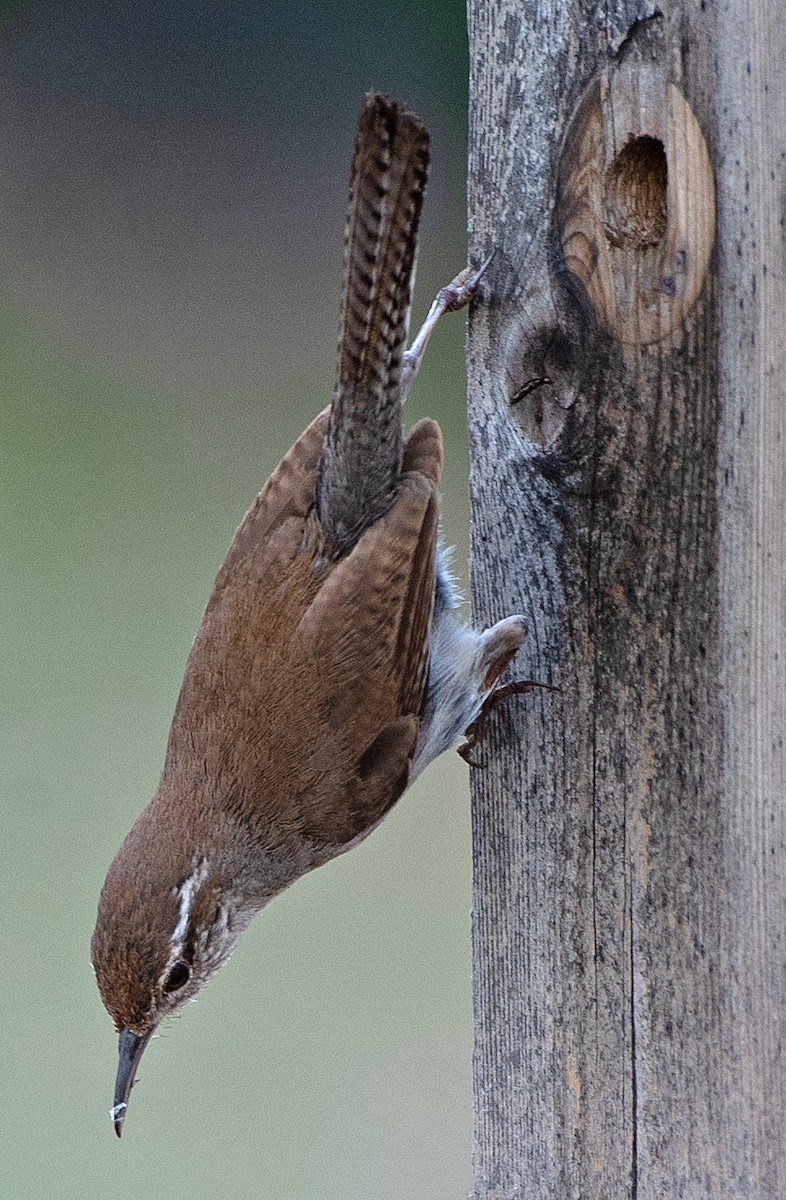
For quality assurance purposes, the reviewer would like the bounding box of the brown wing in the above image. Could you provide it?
[394,418,443,715]
[207,408,329,601]
[292,419,443,846]
[160,411,330,787]
[299,464,438,736]
[159,414,443,859]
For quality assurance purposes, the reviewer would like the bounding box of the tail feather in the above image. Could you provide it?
[317,93,430,554]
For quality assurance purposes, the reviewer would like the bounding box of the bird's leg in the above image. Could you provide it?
[400,252,494,401]
[458,678,559,767]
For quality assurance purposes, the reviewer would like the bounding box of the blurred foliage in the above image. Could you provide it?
[2,2,477,1199]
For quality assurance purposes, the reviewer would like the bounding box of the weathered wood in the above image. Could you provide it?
[466,2,786,1197]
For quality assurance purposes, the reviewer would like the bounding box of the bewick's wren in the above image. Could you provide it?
[92,92,526,1136]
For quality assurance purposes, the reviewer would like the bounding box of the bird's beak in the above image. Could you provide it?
[111,1027,152,1137]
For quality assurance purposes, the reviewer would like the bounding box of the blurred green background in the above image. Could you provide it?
[2,2,476,1198]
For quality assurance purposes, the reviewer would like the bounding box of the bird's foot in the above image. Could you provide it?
[458,677,558,767]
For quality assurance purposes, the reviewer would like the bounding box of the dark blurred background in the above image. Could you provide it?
[1,2,476,1198]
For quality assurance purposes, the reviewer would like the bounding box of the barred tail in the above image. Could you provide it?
[317,92,430,553]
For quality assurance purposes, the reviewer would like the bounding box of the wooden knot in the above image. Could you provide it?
[555,66,715,345]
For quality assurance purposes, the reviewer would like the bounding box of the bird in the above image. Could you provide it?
[91,91,527,1137]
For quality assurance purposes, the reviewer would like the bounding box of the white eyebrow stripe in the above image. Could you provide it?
[170,857,209,957]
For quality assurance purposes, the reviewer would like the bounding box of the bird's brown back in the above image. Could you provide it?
[159,411,443,860]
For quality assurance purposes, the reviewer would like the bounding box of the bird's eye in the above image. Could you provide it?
[162,961,191,994]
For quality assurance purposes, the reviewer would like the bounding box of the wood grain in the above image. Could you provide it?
[556,68,715,344]
[466,2,786,1196]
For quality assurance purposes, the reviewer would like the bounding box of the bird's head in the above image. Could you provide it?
[91,815,243,1136]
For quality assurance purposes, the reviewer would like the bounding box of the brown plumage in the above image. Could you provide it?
[162,409,442,853]
[318,94,430,551]
[91,92,527,1137]
[92,410,442,1033]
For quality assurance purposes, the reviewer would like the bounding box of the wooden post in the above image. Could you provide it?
[466,2,786,1197]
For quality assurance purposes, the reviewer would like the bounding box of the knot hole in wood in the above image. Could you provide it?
[554,69,715,346]
[604,134,667,250]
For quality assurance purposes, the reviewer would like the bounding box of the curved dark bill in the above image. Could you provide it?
[112,1028,152,1137]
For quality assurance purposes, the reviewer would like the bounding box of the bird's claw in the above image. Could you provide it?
[458,676,558,767]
